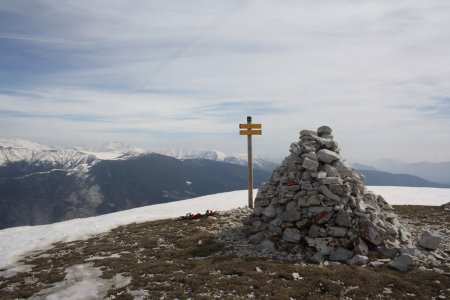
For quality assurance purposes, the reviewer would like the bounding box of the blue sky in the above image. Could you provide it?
[1,0,450,163]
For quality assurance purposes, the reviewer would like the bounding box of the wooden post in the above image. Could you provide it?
[239,117,262,209]
[247,116,254,208]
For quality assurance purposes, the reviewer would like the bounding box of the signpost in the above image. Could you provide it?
[239,116,262,209]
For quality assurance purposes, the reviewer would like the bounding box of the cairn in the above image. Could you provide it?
[247,126,410,264]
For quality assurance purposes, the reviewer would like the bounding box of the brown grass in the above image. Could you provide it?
[1,207,449,299]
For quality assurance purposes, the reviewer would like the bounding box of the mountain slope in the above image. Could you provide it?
[358,169,450,188]
[373,159,450,185]
[0,154,271,229]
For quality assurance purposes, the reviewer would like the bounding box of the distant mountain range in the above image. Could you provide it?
[1,138,449,229]
[370,159,450,186]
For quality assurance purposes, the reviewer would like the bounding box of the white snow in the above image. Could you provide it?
[0,186,449,278]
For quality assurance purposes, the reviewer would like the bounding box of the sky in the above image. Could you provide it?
[1,0,450,163]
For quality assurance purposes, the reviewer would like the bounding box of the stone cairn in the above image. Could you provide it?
[246,126,410,265]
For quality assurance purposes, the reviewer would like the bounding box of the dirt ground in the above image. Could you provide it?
[0,205,449,299]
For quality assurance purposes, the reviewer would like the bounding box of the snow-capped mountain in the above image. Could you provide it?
[155,149,278,171]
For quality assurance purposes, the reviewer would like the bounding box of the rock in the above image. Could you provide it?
[388,254,415,272]
[317,126,332,136]
[316,149,340,164]
[282,210,301,222]
[335,209,351,227]
[359,219,387,246]
[298,194,322,207]
[310,252,325,264]
[329,247,354,262]
[419,231,441,250]
[353,237,369,256]
[347,255,369,265]
[260,239,275,250]
[302,158,319,172]
[249,232,265,244]
[282,228,301,243]
[326,226,348,237]
[245,126,410,264]
[319,185,341,202]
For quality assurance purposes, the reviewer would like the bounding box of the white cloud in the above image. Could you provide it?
[0,0,449,162]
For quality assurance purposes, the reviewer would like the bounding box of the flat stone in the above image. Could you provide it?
[249,232,265,244]
[282,228,301,243]
[302,158,319,172]
[378,245,400,258]
[309,224,327,237]
[329,247,354,262]
[304,237,339,256]
[329,184,344,195]
[314,211,334,225]
[335,161,353,179]
[335,209,351,227]
[320,177,343,185]
[302,152,318,162]
[262,205,276,218]
[316,149,340,163]
[419,231,441,250]
[298,195,322,207]
[310,252,325,264]
[324,164,339,177]
[359,219,387,246]
[400,245,420,257]
[347,255,369,265]
[295,218,312,230]
[300,130,317,137]
[260,239,275,250]
[326,226,348,237]
[281,210,301,222]
[353,237,369,255]
[388,254,414,272]
[319,185,341,202]
[317,126,332,136]
[255,198,270,207]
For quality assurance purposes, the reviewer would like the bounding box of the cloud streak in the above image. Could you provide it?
[1,0,450,162]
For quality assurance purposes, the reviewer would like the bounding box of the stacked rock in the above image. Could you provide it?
[247,126,410,264]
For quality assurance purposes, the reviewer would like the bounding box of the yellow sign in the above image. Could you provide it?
[239,124,262,129]
[239,130,262,135]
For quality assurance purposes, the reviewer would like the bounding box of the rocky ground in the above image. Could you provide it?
[0,205,449,299]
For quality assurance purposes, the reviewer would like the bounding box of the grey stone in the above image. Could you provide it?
[335,161,353,179]
[319,185,341,202]
[324,164,339,177]
[304,237,339,256]
[298,195,322,207]
[335,209,351,227]
[317,125,332,136]
[419,231,441,250]
[316,149,340,163]
[260,239,275,250]
[320,177,343,185]
[388,254,414,272]
[262,205,276,218]
[317,171,327,179]
[326,226,348,237]
[378,245,400,258]
[295,218,312,230]
[281,210,301,222]
[328,184,344,195]
[255,198,270,207]
[347,255,369,265]
[329,247,354,262]
[400,245,420,257]
[249,232,265,244]
[302,158,319,172]
[282,228,301,243]
[309,224,327,238]
[353,237,369,256]
[359,219,387,246]
[302,152,318,162]
[310,252,325,264]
